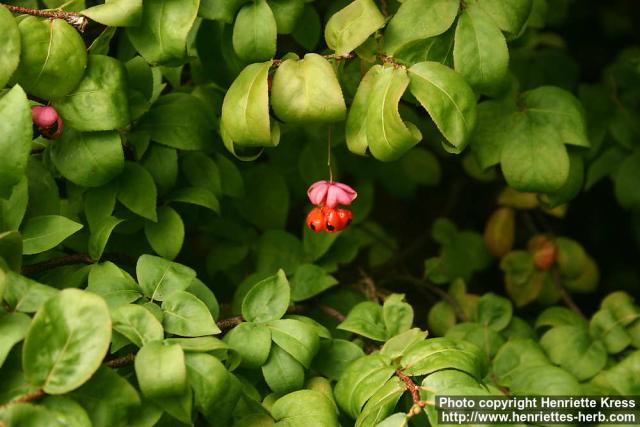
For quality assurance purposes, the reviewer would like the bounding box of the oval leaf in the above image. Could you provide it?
[21,215,83,255]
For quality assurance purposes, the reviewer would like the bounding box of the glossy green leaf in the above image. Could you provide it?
[0,230,22,272]
[235,166,289,230]
[126,0,199,65]
[384,0,459,54]
[111,303,164,347]
[291,264,338,301]
[161,290,221,336]
[198,0,250,22]
[116,162,158,221]
[0,404,64,427]
[382,294,414,338]
[136,254,197,302]
[325,0,385,55]
[135,340,188,398]
[590,309,631,354]
[144,206,184,260]
[224,322,272,368]
[400,337,484,378]
[242,269,290,323]
[312,339,365,381]
[269,0,304,34]
[22,289,111,394]
[86,262,142,309]
[271,53,346,123]
[292,4,321,50]
[262,344,305,394]
[0,7,20,88]
[337,301,387,341]
[54,55,130,131]
[408,61,477,150]
[137,93,216,151]
[181,152,222,196]
[51,130,124,187]
[3,272,59,313]
[346,65,382,156]
[355,377,405,427]
[469,99,517,169]
[267,319,320,368]
[185,352,229,415]
[40,396,92,427]
[142,144,178,196]
[0,85,31,199]
[500,112,570,192]
[232,0,277,62]
[256,230,304,275]
[0,312,31,367]
[13,17,87,99]
[88,216,124,260]
[167,187,220,214]
[475,0,533,34]
[83,0,143,27]
[70,366,142,427]
[271,389,339,426]
[334,353,394,419]
[473,292,513,331]
[221,61,279,150]
[21,215,83,255]
[453,4,509,94]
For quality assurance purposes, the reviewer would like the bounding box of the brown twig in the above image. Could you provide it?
[21,253,94,275]
[1,3,88,32]
[395,369,428,416]
[317,303,346,322]
[104,353,135,369]
[216,315,244,331]
[0,388,45,411]
[551,268,587,320]
[359,268,380,302]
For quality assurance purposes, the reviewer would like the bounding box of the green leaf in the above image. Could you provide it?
[453,4,509,94]
[88,216,124,260]
[256,230,304,275]
[384,0,459,54]
[0,230,22,272]
[126,0,199,65]
[346,65,382,156]
[215,153,244,198]
[167,187,220,214]
[312,339,365,381]
[590,309,631,354]
[0,177,28,233]
[51,130,124,187]
[382,294,414,337]
[614,148,640,209]
[540,324,607,381]
[142,144,178,196]
[198,0,250,22]
[161,290,221,337]
[492,339,549,386]
[473,292,513,331]
[0,312,31,368]
[86,262,142,309]
[40,396,92,427]
[181,152,222,196]
[445,322,505,360]
[509,364,581,395]
[271,389,339,426]
[475,0,533,34]
[271,53,346,123]
[408,61,477,151]
[355,377,405,427]
[521,86,589,147]
[135,340,187,398]
[0,404,64,427]
[242,270,290,323]
[111,303,164,347]
[400,337,484,378]
[137,93,216,151]
[338,301,387,341]
[235,166,289,230]
[0,7,20,89]
[325,0,385,55]
[3,272,59,313]
[364,66,422,161]
[269,0,304,34]
[13,17,87,99]
[267,319,320,368]
[22,289,111,394]
[70,366,142,427]
[221,61,279,150]
[185,353,229,416]
[540,149,584,207]
[224,322,272,368]
[334,353,394,419]
[232,0,277,62]
[53,55,130,131]
[469,99,517,169]
[117,161,158,221]
[144,206,184,260]
[21,215,83,255]
[291,264,338,301]
[292,4,321,50]
[82,0,143,27]
[0,85,31,199]
[500,112,570,192]
[136,254,197,302]
[262,344,305,394]
[376,413,408,427]
[380,328,427,359]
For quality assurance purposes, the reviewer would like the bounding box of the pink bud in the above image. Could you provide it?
[307,180,357,208]
[32,106,59,128]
